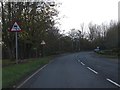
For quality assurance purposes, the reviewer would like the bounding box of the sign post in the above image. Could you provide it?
[10,22,21,64]
[41,40,46,57]
[15,32,18,64]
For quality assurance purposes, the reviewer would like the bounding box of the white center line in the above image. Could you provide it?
[78,60,80,62]
[17,64,48,88]
[106,78,120,87]
[87,67,98,74]
[81,62,85,65]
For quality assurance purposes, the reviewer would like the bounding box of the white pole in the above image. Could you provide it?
[16,32,18,64]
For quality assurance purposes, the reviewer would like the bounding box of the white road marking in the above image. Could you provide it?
[81,62,85,65]
[87,67,98,74]
[78,60,80,62]
[17,64,48,88]
[106,78,120,87]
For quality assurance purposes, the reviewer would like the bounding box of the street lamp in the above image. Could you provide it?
[41,40,46,57]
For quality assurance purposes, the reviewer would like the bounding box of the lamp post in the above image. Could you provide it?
[41,40,46,57]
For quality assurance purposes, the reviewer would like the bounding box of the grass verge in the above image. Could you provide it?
[2,56,53,88]
[95,49,119,59]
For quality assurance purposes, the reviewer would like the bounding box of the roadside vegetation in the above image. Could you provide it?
[1,1,119,60]
[1,1,119,88]
[95,48,119,58]
[2,56,53,88]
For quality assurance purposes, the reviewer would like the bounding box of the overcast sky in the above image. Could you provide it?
[56,0,119,33]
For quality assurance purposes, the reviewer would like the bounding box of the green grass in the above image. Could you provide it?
[2,59,15,66]
[96,49,119,58]
[2,56,53,88]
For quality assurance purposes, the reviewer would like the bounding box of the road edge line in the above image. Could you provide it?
[17,64,48,88]
[17,58,55,88]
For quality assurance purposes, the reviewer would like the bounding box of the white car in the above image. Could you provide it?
[94,48,100,52]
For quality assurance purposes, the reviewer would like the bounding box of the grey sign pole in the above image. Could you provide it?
[15,31,18,64]
[11,22,21,64]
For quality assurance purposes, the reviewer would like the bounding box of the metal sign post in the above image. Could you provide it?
[15,32,18,64]
[41,40,46,57]
[10,22,22,64]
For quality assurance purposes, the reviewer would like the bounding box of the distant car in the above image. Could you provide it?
[94,48,100,52]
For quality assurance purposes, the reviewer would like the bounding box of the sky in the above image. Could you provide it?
[56,0,119,33]
[0,0,119,33]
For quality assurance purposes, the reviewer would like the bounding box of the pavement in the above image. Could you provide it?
[18,51,119,88]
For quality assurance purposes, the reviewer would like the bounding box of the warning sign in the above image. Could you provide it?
[10,22,22,32]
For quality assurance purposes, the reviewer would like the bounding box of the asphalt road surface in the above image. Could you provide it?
[19,51,119,88]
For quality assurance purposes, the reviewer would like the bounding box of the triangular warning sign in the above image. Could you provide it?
[41,40,46,45]
[10,22,21,32]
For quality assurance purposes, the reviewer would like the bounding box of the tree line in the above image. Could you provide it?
[1,1,119,60]
[68,21,119,52]
[2,1,61,60]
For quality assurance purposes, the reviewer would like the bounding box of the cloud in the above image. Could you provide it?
[57,0,118,31]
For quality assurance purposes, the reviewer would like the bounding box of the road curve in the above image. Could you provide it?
[19,52,118,88]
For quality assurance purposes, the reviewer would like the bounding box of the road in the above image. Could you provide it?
[18,51,119,88]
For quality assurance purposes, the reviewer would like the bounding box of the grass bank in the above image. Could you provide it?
[2,56,53,88]
[95,48,119,58]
